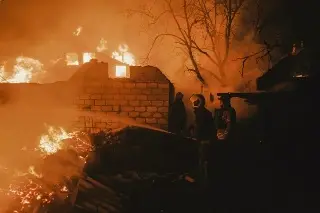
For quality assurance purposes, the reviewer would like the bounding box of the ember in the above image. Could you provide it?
[73,26,82,36]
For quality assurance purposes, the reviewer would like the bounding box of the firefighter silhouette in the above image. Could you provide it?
[215,96,236,141]
[168,92,187,134]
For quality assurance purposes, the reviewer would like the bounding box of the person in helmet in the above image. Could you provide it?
[189,94,216,141]
[168,92,187,134]
[189,94,216,185]
[215,95,236,141]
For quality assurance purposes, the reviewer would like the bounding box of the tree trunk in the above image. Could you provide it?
[218,63,228,87]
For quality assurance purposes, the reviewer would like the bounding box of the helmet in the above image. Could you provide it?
[218,95,231,106]
[190,94,205,108]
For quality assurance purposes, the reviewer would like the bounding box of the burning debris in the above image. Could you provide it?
[38,125,73,155]
[0,124,93,212]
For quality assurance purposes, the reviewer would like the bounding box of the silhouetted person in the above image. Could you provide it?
[168,92,187,134]
[189,94,216,185]
[214,96,236,142]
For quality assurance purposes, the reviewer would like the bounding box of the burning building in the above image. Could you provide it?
[0,59,174,210]
[44,39,134,82]
[0,60,174,132]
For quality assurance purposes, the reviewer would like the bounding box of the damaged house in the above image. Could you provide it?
[0,60,174,132]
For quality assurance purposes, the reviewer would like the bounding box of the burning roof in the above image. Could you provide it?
[69,61,171,84]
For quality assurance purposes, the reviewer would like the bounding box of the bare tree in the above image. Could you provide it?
[236,0,284,76]
[129,0,247,86]
[236,40,281,77]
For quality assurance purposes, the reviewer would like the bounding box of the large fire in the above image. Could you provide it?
[0,125,92,212]
[0,56,45,83]
[111,44,135,78]
[0,26,137,83]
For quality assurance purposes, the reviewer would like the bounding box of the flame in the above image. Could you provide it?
[66,53,80,66]
[0,56,45,83]
[0,64,5,81]
[96,38,108,52]
[28,166,43,178]
[83,52,96,63]
[0,125,93,211]
[39,125,72,155]
[95,37,136,66]
[119,44,129,52]
[112,44,136,66]
[73,26,82,36]
[50,57,63,65]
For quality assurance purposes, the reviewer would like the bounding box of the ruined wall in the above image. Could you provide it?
[71,64,173,133]
[73,80,171,132]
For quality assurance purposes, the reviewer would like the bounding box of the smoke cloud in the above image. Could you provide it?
[0,0,287,130]
[0,0,274,90]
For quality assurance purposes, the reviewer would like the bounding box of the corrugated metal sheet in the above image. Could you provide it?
[72,176,124,213]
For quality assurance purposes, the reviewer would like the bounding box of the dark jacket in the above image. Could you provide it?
[168,100,187,134]
[215,107,236,128]
[194,107,216,141]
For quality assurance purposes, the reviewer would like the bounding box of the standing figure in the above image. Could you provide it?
[168,92,187,134]
[215,96,236,142]
[189,94,216,185]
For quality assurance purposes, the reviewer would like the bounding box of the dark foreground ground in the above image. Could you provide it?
[42,74,320,212]
[38,109,319,213]
[67,125,275,213]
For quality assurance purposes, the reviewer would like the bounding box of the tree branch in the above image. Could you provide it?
[126,8,170,27]
[235,41,281,77]
[141,33,187,64]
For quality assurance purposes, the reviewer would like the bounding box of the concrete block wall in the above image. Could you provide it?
[73,79,171,133]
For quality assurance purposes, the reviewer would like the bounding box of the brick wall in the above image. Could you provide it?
[71,63,173,133]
